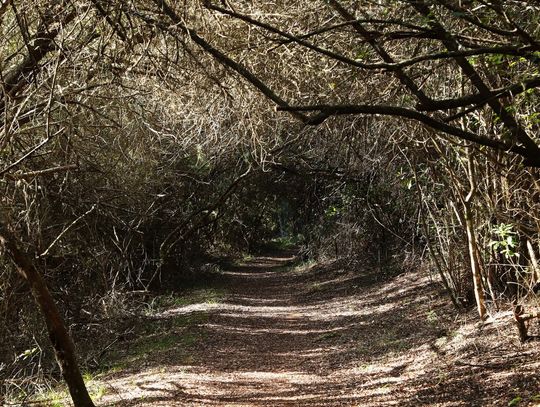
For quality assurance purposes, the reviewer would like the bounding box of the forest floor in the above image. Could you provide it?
[42,250,540,406]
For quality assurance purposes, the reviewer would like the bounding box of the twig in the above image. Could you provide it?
[5,163,78,180]
[0,127,65,176]
[39,205,97,257]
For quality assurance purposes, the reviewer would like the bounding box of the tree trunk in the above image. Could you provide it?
[464,202,487,319]
[527,240,540,287]
[0,221,95,407]
[463,149,487,320]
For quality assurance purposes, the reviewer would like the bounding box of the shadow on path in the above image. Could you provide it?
[99,251,540,407]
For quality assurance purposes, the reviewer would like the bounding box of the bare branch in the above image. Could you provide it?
[276,103,538,164]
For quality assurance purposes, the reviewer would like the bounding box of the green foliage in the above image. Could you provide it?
[507,394,540,405]
[101,311,207,374]
[354,47,371,61]
[172,312,210,328]
[526,112,540,128]
[486,53,506,66]
[324,205,340,218]
[489,223,520,260]
[426,310,439,325]
[397,167,415,190]
[150,288,227,311]
[268,235,300,250]
[15,347,39,361]
[134,334,177,354]
[32,373,106,407]
[3,0,540,403]
[508,396,522,406]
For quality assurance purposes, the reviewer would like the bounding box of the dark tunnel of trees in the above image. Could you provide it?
[1,0,540,405]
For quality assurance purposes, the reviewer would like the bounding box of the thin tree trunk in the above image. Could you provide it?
[527,240,540,287]
[464,152,487,320]
[0,220,95,407]
[464,202,487,319]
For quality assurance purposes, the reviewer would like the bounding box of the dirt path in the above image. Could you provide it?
[97,251,540,407]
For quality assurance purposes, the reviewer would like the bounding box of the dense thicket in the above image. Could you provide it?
[1,0,539,405]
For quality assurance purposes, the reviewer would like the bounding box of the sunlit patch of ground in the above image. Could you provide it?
[52,252,540,406]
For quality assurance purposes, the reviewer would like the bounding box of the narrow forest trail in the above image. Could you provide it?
[96,251,540,407]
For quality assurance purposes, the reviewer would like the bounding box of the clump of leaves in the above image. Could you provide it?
[489,223,519,260]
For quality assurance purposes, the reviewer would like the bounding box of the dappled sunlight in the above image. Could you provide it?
[230,296,292,304]
[160,302,224,316]
[3,1,540,406]
[99,341,452,406]
[94,253,540,406]
[101,364,404,406]
[204,323,351,336]
[163,299,364,322]
[220,270,279,279]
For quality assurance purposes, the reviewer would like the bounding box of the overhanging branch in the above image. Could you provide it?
[276,104,540,165]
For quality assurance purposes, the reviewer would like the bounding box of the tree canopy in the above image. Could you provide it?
[1,1,540,405]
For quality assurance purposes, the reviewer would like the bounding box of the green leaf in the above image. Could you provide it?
[508,396,522,406]
[17,347,38,360]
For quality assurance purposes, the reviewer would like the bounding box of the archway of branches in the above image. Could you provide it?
[1,1,540,405]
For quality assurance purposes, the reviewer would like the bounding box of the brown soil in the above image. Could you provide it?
[96,251,540,407]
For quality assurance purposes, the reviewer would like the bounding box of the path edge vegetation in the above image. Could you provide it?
[1,1,540,406]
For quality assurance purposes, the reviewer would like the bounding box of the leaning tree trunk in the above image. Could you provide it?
[0,221,95,407]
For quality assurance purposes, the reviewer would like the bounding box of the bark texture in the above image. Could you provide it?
[0,221,95,407]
